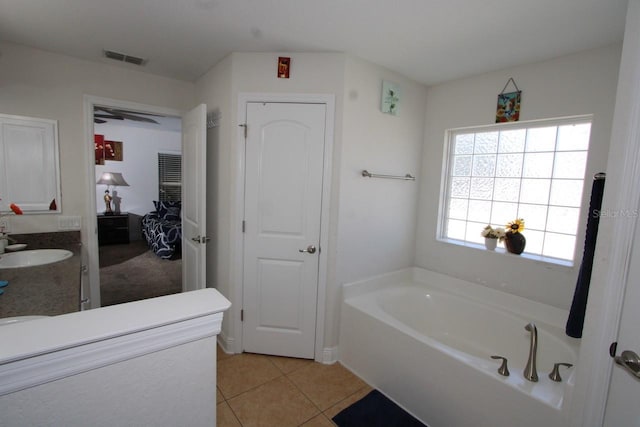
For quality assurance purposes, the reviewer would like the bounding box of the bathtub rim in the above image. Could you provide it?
[342,267,576,333]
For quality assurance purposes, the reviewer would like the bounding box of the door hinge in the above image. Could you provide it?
[239,123,247,138]
[242,220,246,233]
[241,309,244,322]
[610,341,618,358]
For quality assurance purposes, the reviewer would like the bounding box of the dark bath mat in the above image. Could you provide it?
[332,389,427,427]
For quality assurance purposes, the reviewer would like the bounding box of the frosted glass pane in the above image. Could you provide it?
[554,152,587,179]
[526,126,557,152]
[550,179,583,207]
[496,154,523,177]
[546,206,580,234]
[454,134,474,154]
[470,178,494,200]
[468,200,491,223]
[447,219,467,240]
[493,178,520,202]
[517,204,548,230]
[498,129,526,153]
[523,229,544,255]
[453,155,472,176]
[491,202,518,226]
[465,221,486,244]
[557,123,591,151]
[472,155,496,177]
[520,179,551,204]
[543,233,576,260]
[450,177,470,197]
[474,132,498,154]
[523,153,554,178]
[448,198,468,220]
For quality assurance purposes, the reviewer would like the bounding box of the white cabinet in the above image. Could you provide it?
[0,114,61,213]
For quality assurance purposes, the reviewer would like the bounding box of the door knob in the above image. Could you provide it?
[191,235,201,242]
[614,350,640,379]
[299,245,316,254]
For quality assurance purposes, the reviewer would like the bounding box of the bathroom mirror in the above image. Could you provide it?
[0,113,61,214]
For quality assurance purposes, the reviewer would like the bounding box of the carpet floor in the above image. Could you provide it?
[99,240,182,307]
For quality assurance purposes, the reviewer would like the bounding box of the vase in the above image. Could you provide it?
[504,232,526,255]
[484,238,498,251]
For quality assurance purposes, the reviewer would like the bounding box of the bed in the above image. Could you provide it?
[141,201,182,259]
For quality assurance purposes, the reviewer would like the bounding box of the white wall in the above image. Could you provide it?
[194,54,233,343]
[94,122,181,216]
[0,42,194,239]
[333,56,427,343]
[415,45,622,309]
[195,52,428,353]
[196,51,347,351]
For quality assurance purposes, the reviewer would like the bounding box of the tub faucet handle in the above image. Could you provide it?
[548,363,573,382]
[491,355,510,376]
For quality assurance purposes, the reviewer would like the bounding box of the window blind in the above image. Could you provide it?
[158,153,181,202]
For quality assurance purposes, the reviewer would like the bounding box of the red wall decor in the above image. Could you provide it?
[95,134,105,165]
[278,57,290,78]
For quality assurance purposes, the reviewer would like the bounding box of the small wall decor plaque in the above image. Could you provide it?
[381,80,400,116]
[278,57,290,79]
[104,140,123,161]
[496,77,521,122]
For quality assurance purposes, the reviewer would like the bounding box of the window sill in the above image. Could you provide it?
[438,238,575,268]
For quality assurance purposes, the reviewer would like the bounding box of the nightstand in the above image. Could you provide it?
[97,213,130,245]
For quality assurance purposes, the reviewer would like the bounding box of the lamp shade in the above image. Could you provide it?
[97,172,129,187]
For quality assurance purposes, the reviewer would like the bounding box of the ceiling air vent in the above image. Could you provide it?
[103,50,147,66]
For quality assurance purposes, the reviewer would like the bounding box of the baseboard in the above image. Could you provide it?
[321,346,339,364]
[217,332,235,354]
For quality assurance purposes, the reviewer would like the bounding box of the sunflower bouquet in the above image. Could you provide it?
[504,218,526,254]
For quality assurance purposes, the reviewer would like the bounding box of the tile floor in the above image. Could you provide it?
[216,346,373,427]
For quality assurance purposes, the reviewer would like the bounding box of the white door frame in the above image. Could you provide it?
[569,1,640,425]
[233,93,335,362]
[83,95,183,309]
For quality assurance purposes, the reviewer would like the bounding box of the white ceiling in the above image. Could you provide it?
[0,0,629,86]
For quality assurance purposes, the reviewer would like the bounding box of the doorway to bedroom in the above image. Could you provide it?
[92,105,183,306]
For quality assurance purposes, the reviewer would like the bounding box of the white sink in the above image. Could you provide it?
[0,249,73,269]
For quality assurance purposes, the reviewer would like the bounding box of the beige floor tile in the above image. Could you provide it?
[268,355,314,374]
[217,344,233,361]
[228,376,319,427]
[323,385,373,419]
[288,362,368,411]
[217,401,242,427]
[300,413,336,427]
[218,353,282,398]
[217,386,225,403]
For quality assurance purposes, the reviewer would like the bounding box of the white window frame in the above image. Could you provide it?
[438,115,593,266]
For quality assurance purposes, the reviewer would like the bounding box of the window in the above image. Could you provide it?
[158,153,181,202]
[440,116,592,264]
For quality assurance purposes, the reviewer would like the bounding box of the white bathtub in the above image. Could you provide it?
[339,267,580,427]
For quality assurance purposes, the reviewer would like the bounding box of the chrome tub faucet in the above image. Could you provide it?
[524,323,538,382]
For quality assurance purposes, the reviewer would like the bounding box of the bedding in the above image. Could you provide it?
[142,201,182,259]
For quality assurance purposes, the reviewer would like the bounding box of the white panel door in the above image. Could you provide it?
[603,216,640,425]
[242,102,326,359]
[181,104,207,292]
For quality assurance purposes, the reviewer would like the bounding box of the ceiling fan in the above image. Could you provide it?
[94,107,162,124]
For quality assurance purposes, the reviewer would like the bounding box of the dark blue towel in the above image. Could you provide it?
[332,389,427,427]
[566,175,605,338]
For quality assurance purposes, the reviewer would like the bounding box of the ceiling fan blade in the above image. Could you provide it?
[94,113,125,120]
[94,107,160,124]
[114,112,159,124]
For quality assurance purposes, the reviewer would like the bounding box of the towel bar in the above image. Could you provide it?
[361,170,415,181]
